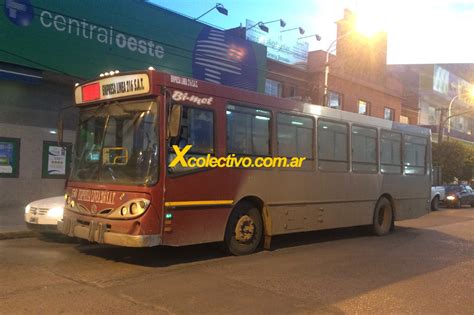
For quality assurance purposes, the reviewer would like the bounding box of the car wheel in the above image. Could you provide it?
[372,197,393,236]
[431,196,440,211]
[224,202,263,256]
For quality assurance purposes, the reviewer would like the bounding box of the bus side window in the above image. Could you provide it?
[404,135,427,175]
[277,113,314,160]
[380,131,402,174]
[317,119,349,172]
[351,125,377,173]
[168,106,214,173]
[226,104,271,156]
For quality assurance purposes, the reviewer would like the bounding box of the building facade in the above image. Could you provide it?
[0,0,267,207]
[391,64,474,143]
[263,9,403,122]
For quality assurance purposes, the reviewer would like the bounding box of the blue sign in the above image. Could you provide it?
[4,0,34,27]
[192,26,258,91]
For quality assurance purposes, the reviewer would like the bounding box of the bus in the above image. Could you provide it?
[58,69,431,255]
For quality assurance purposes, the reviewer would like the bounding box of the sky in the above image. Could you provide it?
[151,0,474,65]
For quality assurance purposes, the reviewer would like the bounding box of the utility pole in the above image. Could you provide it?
[438,108,446,143]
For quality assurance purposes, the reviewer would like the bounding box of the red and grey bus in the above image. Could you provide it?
[58,69,431,255]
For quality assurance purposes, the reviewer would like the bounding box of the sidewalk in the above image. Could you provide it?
[0,204,36,240]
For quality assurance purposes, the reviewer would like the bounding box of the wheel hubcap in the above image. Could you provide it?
[235,215,255,243]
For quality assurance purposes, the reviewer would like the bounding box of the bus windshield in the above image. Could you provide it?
[70,100,159,186]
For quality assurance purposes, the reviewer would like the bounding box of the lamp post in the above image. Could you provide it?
[194,3,228,21]
[298,33,322,41]
[281,27,305,35]
[322,31,352,106]
[247,19,286,33]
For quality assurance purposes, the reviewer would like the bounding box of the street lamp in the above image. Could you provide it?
[281,27,305,35]
[194,3,228,21]
[298,33,322,41]
[247,19,286,33]
[438,88,474,142]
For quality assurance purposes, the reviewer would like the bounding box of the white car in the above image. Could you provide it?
[430,186,446,211]
[24,196,65,233]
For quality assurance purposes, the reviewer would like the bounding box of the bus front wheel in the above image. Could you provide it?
[224,203,263,256]
[372,197,393,236]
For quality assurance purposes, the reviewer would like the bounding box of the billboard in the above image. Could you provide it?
[0,0,266,92]
[245,19,309,65]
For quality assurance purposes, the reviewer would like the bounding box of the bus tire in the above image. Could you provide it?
[431,196,440,211]
[372,197,393,236]
[224,203,263,256]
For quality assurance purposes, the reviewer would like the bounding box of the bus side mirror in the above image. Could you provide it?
[168,104,182,139]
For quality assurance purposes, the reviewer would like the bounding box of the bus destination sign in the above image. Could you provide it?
[75,73,151,104]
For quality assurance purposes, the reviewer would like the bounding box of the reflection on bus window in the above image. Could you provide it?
[227,105,271,156]
[168,106,214,173]
[381,131,402,174]
[71,101,159,185]
[277,113,313,159]
[318,120,348,172]
[352,126,377,172]
[404,135,427,175]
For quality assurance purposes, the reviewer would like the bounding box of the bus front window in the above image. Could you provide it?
[71,100,159,185]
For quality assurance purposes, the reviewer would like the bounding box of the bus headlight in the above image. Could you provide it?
[105,199,150,219]
[446,195,456,201]
[47,207,64,218]
[25,204,31,214]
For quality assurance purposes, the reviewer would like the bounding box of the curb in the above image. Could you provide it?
[0,230,37,240]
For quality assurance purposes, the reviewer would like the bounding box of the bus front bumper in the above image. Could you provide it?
[57,217,161,247]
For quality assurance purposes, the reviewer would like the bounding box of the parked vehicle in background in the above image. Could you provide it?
[25,196,65,233]
[444,185,474,208]
[430,186,445,211]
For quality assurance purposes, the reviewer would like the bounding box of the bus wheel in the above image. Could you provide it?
[224,203,263,256]
[431,196,440,211]
[372,197,393,236]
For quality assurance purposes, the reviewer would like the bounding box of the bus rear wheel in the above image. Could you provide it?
[372,197,393,236]
[224,203,263,256]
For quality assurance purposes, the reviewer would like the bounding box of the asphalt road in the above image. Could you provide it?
[1,208,473,314]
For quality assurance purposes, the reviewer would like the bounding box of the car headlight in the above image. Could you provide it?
[446,195,456,201]
[47,207,64,218]
[25,204,31,214]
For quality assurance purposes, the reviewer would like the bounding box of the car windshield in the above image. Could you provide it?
[70,100,159,185]
[445,185,463,193]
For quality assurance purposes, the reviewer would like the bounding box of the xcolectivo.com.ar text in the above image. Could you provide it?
[169,145,306,168]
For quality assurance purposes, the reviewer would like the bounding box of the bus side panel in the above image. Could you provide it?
[268,201,376,235]
[383,175,431,221]
[162,207,231,246]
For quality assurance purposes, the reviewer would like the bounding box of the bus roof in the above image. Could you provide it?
[74,69,431,137]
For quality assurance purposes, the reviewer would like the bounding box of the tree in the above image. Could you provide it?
[432,141,467,184]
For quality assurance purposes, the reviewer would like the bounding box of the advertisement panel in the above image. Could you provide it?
[41,141,72,179]
[245,19,309,65]
[0,137,20,178]
[0,0,266,92]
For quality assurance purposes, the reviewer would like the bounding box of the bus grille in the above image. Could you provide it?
[30,207,48,216]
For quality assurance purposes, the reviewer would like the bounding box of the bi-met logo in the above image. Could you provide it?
[4,0,34,27]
